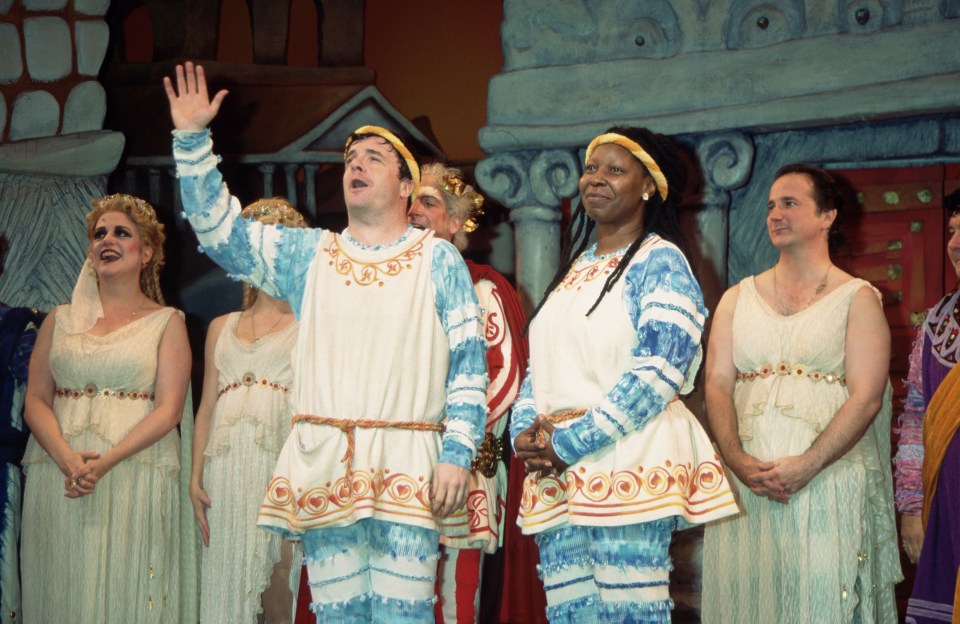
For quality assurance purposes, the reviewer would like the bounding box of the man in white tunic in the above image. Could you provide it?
[164,62,487,623]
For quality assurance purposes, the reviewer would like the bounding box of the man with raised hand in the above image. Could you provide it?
[165,62,487,623]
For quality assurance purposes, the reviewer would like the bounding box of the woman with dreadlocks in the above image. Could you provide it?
[511,127,738,623]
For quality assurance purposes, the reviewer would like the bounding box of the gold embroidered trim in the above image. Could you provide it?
[557,257,621,291]
[325,232,427,286]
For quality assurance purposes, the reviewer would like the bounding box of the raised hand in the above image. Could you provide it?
[162,61,229,132]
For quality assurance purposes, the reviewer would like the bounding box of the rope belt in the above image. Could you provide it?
[55,385,154,401]
[534,409,587,448]
[544,408,587,424]
[218,372,290,398]
[736,362,846,386]
[292,414,443,481]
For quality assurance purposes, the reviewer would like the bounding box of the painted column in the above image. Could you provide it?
[476,148,579,311]
[693,132,755,296]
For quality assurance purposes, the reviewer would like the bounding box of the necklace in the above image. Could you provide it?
[125,297,148,324]
[249,307,288,341]
[773,263,832,316]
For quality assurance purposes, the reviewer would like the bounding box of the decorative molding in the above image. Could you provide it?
[529,149,581,208]
[476,149,579,210]
[482,14,960,153]
[0,131,124,176]
[502,0,681,70]
[696,132,755,197]
[724,0,805,49]
[475,152,531,208]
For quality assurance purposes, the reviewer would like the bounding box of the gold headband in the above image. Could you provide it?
[585,133,669,200]
[437,171,484,233]
[242,200,306,227]
[94,193,159,224]
[345,125,421,199]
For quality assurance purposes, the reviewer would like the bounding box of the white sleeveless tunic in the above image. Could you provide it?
[259,229,469,537]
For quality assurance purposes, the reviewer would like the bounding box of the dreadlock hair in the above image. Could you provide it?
[527,126,690,328]
[239,197,308,310]
[773,163,846,254]
[86,194,166,305]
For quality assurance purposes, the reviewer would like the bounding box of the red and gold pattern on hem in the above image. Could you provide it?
[519,456,733,528]
[259,470,469,532]
[441,487,503,552]
[465,487,495,536]
[325,231,428,287]
[55,385,155,401]
[736,362,846,386]
[218,372,291,398]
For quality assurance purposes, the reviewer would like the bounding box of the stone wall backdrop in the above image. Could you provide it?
[478,1,960,621]
[0,0,123,310]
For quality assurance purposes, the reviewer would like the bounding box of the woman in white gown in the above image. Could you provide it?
[21,194,193,624]
[190,199,306,623]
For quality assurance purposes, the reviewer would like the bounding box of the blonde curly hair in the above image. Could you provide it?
[85,194,166,305]
[240,198,309,309]
[420,163,484,251]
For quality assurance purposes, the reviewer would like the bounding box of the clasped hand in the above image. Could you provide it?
[731,451,818,505]
[514,416,568,477]
[60,448,113,499]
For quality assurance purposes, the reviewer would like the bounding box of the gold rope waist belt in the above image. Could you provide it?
[540,400,678,429]
[545,408,588,424]
[292,414,443,480]
[736,362,846,386]
[55,385,154,401]
[219,372,291,398]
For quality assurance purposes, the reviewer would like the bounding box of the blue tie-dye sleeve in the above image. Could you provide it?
[509,368,536,450]
[551,245,707,466]
[172,129,322,318]
[430,239,488,469]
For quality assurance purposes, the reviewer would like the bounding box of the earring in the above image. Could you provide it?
[642,192,650,201]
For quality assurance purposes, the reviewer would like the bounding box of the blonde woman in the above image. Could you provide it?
[191,199,306,623]
[22,194,191,623]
